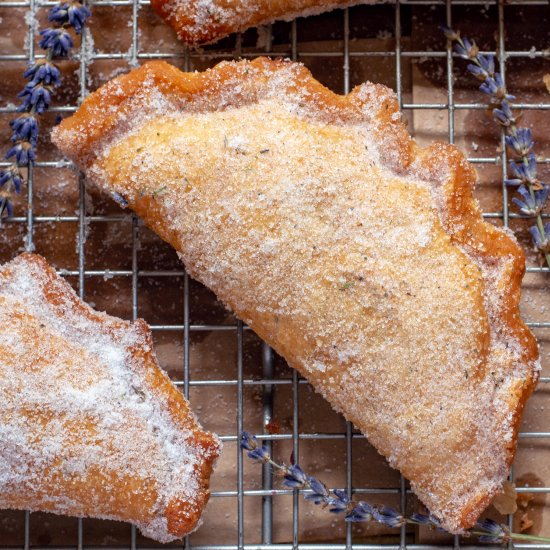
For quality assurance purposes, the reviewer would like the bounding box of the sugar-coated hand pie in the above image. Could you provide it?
[52,58,539,533]
[0,253,220,543]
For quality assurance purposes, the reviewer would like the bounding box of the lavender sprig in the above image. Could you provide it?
[241,431,550,544]
[442,27,550,268]
[0,1,91,225]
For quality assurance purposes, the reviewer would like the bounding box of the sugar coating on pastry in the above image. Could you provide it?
[0,253,221,543]
[52,58,539,533]
[151,0,370,44]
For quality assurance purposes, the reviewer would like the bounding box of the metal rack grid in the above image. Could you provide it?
[0,0,549,548]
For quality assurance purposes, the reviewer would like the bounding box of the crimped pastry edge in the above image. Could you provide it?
[2,252,221,541]
[149,0,366,46]
[52,58,539,532]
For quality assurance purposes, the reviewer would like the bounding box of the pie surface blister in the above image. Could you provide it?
[52,58,539,533]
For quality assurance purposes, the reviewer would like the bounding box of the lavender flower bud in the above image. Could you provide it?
[510,153,538,185]
[537,185,550,208]
[39,27,74,57]
[327,489,350,513]
[345,501,374,522]
[479,77,497,96]
[0,196,14,220]
[0,167,23,194]
[240,431,258,451]
[505,128,533,157]
[0,171,10,188]
[440,26,460,41]
[24,60,62,87]
[304,476,330,504]
[475,518,510,543]
[482,75,516,104]
[12,169,23,194]
[477,54,495,75]
[68,2,91,34]
[10,114,39,146]
[467,63,488,81]
[49,2,91,34]
[529,223,550,253]
[17,84,53,115]
[504,177,522,187]
[454,37,478,60]
[371,506,405,527]
[247,446,270,463]
[283,464,308,489]
[493,73,515,100]
[493,100,515,126]
[111,191,128,208]
[6,142,35,167]
[512,185,548,217]
[49,3,70,25]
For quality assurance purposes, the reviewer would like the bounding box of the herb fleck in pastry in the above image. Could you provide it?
[151,0,368,44]
[0,253,220,543]
[52,58,539,533]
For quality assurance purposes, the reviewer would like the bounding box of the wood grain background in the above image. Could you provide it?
[0,2,549,546]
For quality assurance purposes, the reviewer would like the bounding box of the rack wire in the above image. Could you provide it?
[0,0,549,548]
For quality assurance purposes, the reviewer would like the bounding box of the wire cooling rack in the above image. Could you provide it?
[1,0,550,548]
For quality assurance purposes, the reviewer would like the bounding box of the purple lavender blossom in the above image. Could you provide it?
[240,430,545,543]
[512,186,548,216]
[509,154,539,187]
[17,84,53,115]
[493,100,515,126]
[505,128,533,157]
[304,476,330,504]
[529,224,550,252]
[282,464,308,488]
[6,142,35,166]
[38,28,74,57]
[444,27,550,265]
[24,61,62,87]
[50,2,91,34]
[327,489,350,513]
[475,519,510,544]
[10,115,39,146]
[345,501,374,523]
[0,0,90,222]
[0,167,23,194]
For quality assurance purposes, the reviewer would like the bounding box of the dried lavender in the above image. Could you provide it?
[442,27,550,268]
[241,431,550,544]
[0,1,91,224]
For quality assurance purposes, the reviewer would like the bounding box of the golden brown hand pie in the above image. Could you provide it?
[0,253,220,543]
[52,58,539,533]
[151,0,367,44]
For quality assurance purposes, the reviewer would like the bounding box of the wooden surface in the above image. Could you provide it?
[0,2,549,546]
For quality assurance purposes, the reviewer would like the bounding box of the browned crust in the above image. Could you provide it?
[352,80,538,529]
[3,252,220,539]
[52,58,539,531]
[150,0,362,46]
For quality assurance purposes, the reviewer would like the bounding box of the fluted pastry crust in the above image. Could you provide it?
[0,253,220,543]
[150,0,367,44]
[52,58,539,533]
